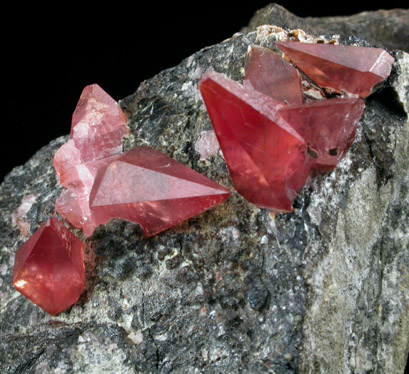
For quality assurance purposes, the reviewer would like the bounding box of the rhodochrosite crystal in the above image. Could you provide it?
[53,84,129,235]
[55,154,122,236]
[276,41,394,97]
[244,45,302,104]
[279,98,365,171]
[89,146,231,237]
[199,70,311,213]
[12,217,85,316]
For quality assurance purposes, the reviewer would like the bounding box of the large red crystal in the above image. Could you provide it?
[53,84,129,234]
[244,45,302,104]
[89,146,231,236]
[279,97,365,171]
[276,41,394,97]
[199,69,311,213]
[12,217,85,316]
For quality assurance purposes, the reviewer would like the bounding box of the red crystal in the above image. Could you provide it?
[199,69,311,213]
[54,83,129,186]
[89,146,231,236]
[279,97,365,171]
[244,45,302,104]
[12,217,85,316]
[53,84,129,234]
[55,154,122,236]
[276,41,394,97]
[70,84,129,163]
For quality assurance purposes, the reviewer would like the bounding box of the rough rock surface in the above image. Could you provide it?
[242,3,409,52]
[1,8,408,374]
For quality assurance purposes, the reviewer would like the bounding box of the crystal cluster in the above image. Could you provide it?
[12,40,393,316]
[12,217,85,316]
[13,84,230,315]
[199,42,393,212]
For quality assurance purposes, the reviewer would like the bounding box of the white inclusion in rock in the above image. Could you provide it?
[11,194,38,237]
[194,130,220,161]
[11,194,37,225]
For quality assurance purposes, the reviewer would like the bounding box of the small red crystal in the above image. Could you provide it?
[244,45,302,104]
[89,146,231,236]
[12,217,85,316]
[276,41,394,97]
[279,97,365,171]
[199,69,311,213]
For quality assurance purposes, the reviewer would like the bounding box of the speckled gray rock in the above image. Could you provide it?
[242,3,409,52]
[1,9,408,374]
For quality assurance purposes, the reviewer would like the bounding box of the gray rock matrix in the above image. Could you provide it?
[1,4,408,374]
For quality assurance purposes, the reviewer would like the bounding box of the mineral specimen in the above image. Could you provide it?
[275,41,394,97]
[12,217,85,316]
[89,146,231,237]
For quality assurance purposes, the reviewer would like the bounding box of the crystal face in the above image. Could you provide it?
[244,45,302,104]
[199,41,395,212]
[279,97,365,171]
[55,154,122,236]
[12,217,85,316]
[54,84,129,235]
[199,69,311,213]
[89,146,231,237]
[275,41,394,97]
[54,84,129,186]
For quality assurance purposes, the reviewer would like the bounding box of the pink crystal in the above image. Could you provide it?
[195,130,220,161]
[89,146,231,237]
[53,84,129,234]
[11,194,37,237]
[55,154,122,236]
[54,84,129,187]
[12,217,85,316]
[276,41,394,97]
[244,45,302,104]
[279,97,365,171]
[199,69,311,213]
[70,84,129,163]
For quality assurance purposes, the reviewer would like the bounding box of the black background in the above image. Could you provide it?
[3,1,407,182]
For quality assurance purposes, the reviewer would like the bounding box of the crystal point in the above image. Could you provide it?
[199,70,311,213]
[276,41,394,97]
[54,84,129,187]
[244,45,302,104]
[279,97,365,171]
[54,84,129,234]
[12,217,85,316]
[89,146,231,237]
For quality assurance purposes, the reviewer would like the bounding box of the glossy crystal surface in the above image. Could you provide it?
[279,97,365,171]
[199,70,311,213]
[89,146,231,236]
[12,217,85,316]
[54,84,129,186]
[244,45,302,104]
[276,41,394,97]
